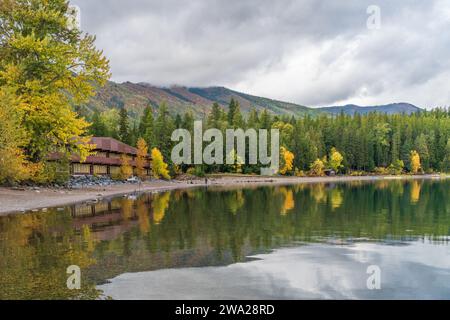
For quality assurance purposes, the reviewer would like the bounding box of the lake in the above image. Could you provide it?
[1,179,449,299]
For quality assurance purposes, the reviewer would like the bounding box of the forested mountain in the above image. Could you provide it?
[80,81,423,119]
[89,94,450,176]
[81,81,317,118]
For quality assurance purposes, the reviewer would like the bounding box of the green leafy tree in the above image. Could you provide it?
[0,0,110,163]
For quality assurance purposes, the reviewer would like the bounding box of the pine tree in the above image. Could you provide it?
[414,134,430,171]
[154,102,175,162]
[118,108,130,144]
[440,139,450,172]
[232,101,244,128]
[182,110,195,132]
[90,111,107,137]
[208,102,224,129]
[227,98,238,126]
[260,109,271,130]
[175,114,182,129]
[247,108,260,129]
[139,106,155,148]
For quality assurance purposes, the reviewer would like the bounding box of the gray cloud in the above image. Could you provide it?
[72,0,450,108]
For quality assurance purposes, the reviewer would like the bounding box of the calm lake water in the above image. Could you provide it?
[1,179,449,299]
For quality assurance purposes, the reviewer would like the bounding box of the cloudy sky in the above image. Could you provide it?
[72,0,450,108]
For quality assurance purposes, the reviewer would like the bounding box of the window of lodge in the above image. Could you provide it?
[109,153,121,159]
[95,151,108,158]
[72,163,91,174]
[93,165,108,175]
[110,166,120,175]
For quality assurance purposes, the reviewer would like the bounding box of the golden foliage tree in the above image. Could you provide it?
[410,150,421,174]
[310,158,325,176]
[0,0,110,164]
[280,187,295,215]
[280,147,295,175]
[119,154,133,180]
[151,148,170,180]
[329,147,344,173]
[136,138,148,180]
[152,192,171,224]
[0,88,30,184]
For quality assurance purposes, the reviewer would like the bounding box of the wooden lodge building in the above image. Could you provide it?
[68,137,151,177]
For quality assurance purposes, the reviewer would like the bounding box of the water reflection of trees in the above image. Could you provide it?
[0,209,100,299]
[0,180,449,299]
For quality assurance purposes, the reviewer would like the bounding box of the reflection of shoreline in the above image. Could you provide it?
[1,180,449,299]
[0,174,448,215]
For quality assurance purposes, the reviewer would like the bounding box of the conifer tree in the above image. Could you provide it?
[118,108,130,144]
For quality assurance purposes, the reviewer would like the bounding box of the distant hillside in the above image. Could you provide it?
[82,81,317,119]
[80,81,422,118]
[316,103,422,115]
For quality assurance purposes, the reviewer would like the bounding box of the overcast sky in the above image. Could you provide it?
[72,0,450,108]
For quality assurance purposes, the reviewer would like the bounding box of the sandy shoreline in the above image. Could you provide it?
[0,174,446,216]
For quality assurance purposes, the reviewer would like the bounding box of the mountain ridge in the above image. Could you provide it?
[316,103,421,115]
[82,81,423,118]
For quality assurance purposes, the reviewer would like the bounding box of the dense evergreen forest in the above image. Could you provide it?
[88,98,450,176]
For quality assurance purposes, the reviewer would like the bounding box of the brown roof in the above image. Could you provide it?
[91,137,138,155]
[47,137,151,167]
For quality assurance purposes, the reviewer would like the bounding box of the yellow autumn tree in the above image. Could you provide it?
[329,147,344,173]
[136,138,148,180]
[280,147,295,175]
[410,150,421,174]
[151,148,170,180]
[0,88,39,184]
[119,154,133,180]
[310,158,325,176]
[0,0,110,167]
[410,180,421,203]
[137,198,151,233]
[280,187,295,215]
[152,192,171,224]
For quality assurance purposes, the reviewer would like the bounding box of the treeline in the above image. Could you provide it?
[88,98,450,176]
